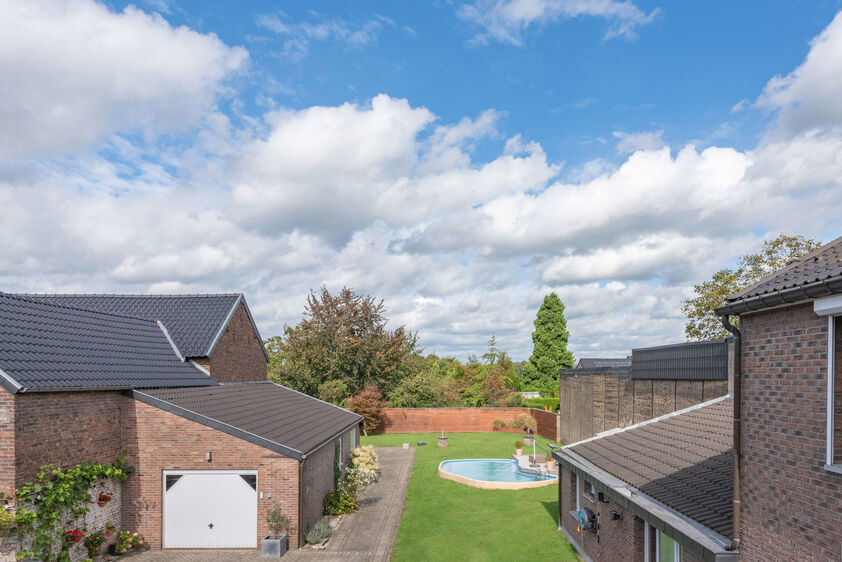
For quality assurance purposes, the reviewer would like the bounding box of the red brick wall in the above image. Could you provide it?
[14,391,124,486]
[207,304,267,383]
[560,467,645,561]
[0,388,14,495]
[121,398,301,549]
[380,407,558,441]
[300,429,353,541]
[739,303,842,560]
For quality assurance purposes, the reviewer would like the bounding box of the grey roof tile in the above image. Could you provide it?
[567,398,733,537]
[133,382,362,458]
[19,294,242,358]
[726,235,842,302]
[0,293,215,392]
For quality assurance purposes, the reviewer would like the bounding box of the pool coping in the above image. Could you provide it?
[438,458,557,490]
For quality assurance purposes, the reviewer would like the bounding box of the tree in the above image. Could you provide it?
[682,234,821,340]
[266,287,416,396]
[522,293,574,392]
[346,386,385,435]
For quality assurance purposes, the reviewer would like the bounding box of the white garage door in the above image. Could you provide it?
[163,470,257,548]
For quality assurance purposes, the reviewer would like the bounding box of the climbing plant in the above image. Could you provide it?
[7,457,132,562]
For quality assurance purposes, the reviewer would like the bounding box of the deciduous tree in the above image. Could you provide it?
[683,234,821,340]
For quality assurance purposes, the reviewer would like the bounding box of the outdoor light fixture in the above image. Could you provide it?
[206,452,212,462]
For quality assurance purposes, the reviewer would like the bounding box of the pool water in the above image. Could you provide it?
[439,459,556,482]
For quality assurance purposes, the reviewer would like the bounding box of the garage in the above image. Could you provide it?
[163,470,257,548]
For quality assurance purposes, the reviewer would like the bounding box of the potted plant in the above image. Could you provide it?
[546,450,555,471]
[437,429,448,448]
[96,490,113,507]
[108,531,143,555]
[515,440,523,456]
[65,529,85,547]
[84,527,114,560]
[262,502,291,557]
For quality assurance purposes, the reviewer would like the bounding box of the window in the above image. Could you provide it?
[645,523,683,562]
[813,298,842,469]
[656,531,682,562]
[583,479,595,503]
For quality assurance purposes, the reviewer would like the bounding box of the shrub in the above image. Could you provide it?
[318,379,349,405]
[350,445,379,471]
[515,440,523,449]
[493,419,506,430]
[323,486,359,515]
[265,502,291,536]
[306,519,332,544]
[514,413,538,433]
[345,386,385,435]
[112,531,143,554]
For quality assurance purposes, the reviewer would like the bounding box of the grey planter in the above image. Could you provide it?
[523,436,534,446]
[262,534,287,558]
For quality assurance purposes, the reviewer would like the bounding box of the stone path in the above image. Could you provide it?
[121,446,415,562]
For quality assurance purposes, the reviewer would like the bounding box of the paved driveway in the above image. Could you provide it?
[117,446,415,562]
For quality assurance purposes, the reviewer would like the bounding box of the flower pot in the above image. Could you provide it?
[515,448,522,456]
[262,534,287,558]
[546,459,555,470]
[97,500,108,507]
[437,436,448,448]
[523,436,534,447]
[108,544,125,556]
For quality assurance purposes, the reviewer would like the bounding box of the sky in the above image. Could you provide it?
[2,0,842,361]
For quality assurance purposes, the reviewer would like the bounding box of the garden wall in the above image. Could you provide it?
[379,408,559,442]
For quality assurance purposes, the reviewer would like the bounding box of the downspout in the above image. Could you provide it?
[720,315,741,552]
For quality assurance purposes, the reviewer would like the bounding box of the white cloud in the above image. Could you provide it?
[0,0,247,158]
[256,12,391,60]
[612,129,665,154]
[458,0,660,45]
[756,11,842,136]
[3,5,842,362]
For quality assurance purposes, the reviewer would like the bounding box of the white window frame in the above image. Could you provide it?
[813,296,842,469]
[655,529,681,562]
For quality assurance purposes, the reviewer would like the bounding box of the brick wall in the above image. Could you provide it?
[739,303,842,560]
[558,373,727,444]
[300,429,353,542]
[0,388,14,495]
[207,304,267,383]
[121,398,301,549]
[380,408,558,441]
[14,391,124,486]
[559,467,645,561]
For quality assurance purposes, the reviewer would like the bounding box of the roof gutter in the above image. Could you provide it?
[715,273,842,316]
[719,316,741,553]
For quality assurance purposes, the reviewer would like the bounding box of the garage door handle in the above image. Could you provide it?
[208,523,214,529]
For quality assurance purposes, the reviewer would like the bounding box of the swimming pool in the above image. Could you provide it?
[438,459,557,489]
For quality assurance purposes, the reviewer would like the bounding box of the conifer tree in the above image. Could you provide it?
[523,292,574,392]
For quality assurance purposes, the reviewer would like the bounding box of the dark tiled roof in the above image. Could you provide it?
[20,294,243,358]
[567,398,733,537]
[0,293,215,392]
[576,357,632,369]
[726,235,842,302]
[132,382,362,459]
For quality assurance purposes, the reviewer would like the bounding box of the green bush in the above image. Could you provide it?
[323,487,359,515]
[306,519,332,544]
[513,413,538,433]
[265,502,291,536]
[523,397,559,410]
[492,419,507,430]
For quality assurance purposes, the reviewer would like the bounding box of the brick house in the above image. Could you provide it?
[715,235,842,560]
[556,396,737,562]
[0,293,361,552]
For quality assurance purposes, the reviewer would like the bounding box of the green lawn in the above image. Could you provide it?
[361,432,580,562]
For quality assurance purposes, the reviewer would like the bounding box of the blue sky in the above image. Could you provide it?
[2,0,842,360]
[133,0,839,165]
